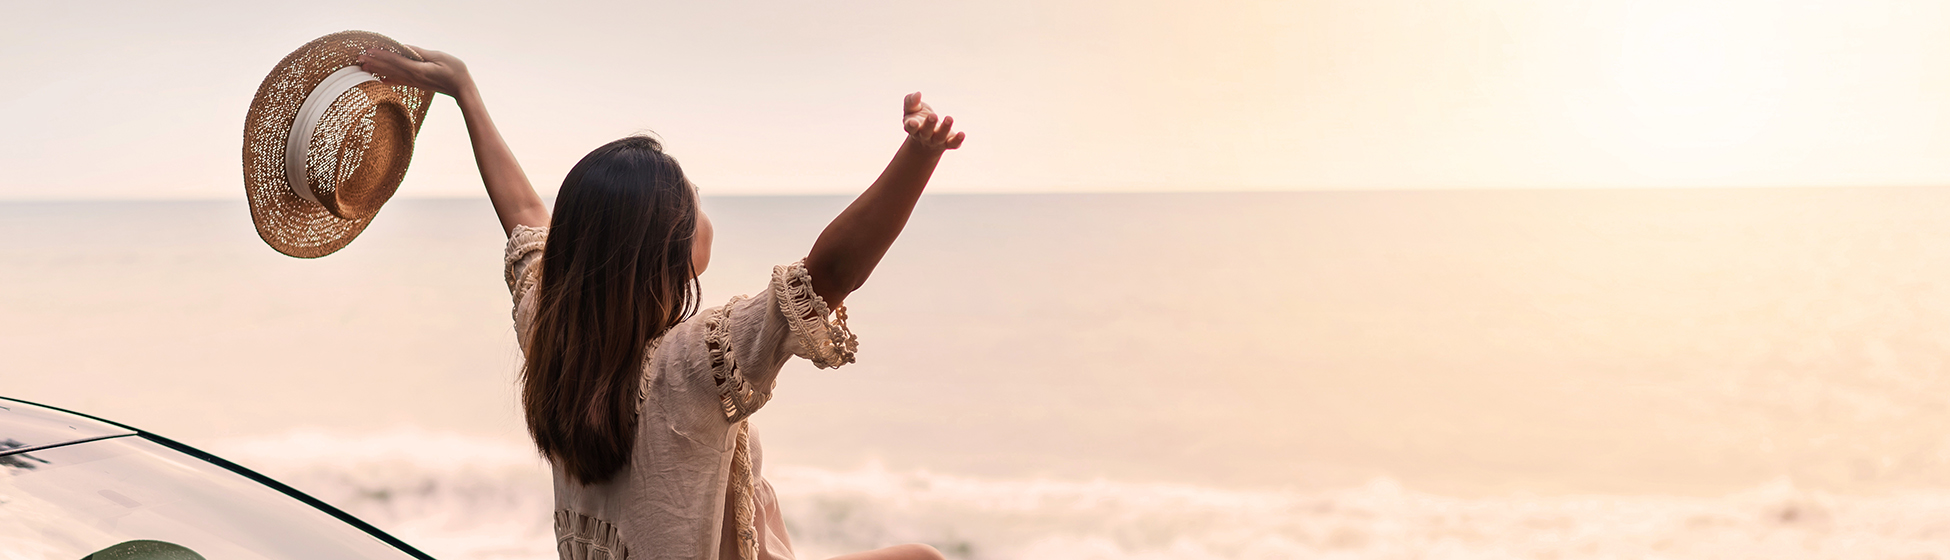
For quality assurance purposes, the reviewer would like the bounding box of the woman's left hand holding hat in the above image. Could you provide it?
[358,44,550,234]
[358,46,473,99]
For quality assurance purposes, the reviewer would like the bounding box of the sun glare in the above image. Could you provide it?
[1587,2,1793,183]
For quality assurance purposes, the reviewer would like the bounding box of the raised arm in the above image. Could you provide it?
[358,46,549,236]
[805,93,967,307]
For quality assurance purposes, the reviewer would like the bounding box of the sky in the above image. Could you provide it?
[5,0,1950,200]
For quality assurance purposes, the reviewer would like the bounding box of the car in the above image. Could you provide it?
[0,396,435,559]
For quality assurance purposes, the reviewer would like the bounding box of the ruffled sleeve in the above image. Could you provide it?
[684,260,858,425]
[505,225,549,348]
[769,261,858,368]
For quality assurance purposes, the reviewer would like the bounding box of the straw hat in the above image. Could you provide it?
[243,31,434,258]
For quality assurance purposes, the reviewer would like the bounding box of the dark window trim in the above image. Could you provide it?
[0,433,134,458]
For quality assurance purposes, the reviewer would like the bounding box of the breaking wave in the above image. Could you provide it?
[213,429,1950,560]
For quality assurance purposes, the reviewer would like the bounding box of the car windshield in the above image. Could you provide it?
[0,436,422,559]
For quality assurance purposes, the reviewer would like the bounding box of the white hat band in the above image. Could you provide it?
[285,66,380,205]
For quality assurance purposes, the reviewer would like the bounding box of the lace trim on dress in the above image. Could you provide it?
[555,509,628,560]
[728,421,759,560]
[772,260,858,369]
[505,225,549,299]
[704,297,770,423]
[504,225,548,269]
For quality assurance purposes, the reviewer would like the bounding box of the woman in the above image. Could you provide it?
[358,46,964,560]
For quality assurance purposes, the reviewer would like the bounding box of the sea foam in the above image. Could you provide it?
[211,429,1950,560]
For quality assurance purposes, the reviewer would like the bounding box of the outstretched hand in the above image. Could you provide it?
[361,44,544,234]
[805,93,963,306]
[902,93,966,150]
[357,45,474,98]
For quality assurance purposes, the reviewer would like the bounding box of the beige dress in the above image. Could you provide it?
[505,225,857,560]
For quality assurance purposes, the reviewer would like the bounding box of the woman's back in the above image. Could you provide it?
[510,225,854,560]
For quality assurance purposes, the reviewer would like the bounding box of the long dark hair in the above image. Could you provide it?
[521,135,700,484]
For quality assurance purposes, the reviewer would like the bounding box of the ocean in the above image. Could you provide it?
[8,189,1950,558]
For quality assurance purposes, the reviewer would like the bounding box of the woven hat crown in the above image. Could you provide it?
[296,80,413,220]
[243,31,433,258]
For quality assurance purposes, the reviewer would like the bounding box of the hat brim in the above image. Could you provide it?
[243,31,434,258]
